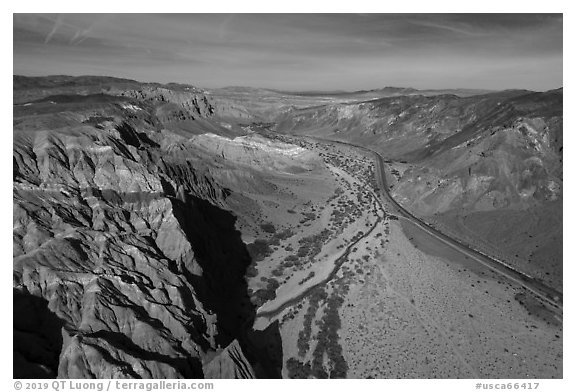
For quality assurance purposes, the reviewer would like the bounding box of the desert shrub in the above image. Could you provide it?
[274,229,295,240]
[245,264,259,278]
[296,229,332,261]
[252,288,275,307]
[297,287,326,357]
[308,288,349,379]
[297,245,310,258]
[303,212,316,220]
[285,254,299,262]
[247,239,273,262]
[286,358,312,379]
[298,271,315,285]
[266,278,280,291]
[251,278,280,307]
[260,222,276,234]
[283,260,294,268]
[268,236,281,246]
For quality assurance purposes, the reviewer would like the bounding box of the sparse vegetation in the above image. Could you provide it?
[298,271,315,285]
[260,222,276,234]
[297,287,327,357]
[247,239,273,262]
[251,277,279,307]
[296,229,332,264]
[286,358,312,379]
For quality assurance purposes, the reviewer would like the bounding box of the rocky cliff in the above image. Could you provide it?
[13,75,563,378]
[189,133,320,174]
[12,77,277,378]
[13,75,233,138]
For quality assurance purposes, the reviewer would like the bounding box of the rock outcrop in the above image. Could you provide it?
[203,340,255,379]
[12,78,271,378]
[189,133,320,173]
[118,86,215,121]
[14,74,562,379]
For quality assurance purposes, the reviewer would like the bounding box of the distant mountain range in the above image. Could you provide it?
[13,74,562,379]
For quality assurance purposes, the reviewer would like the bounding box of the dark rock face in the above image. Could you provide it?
[15,74,562,378]
[12,78,278,378]
[118,86,215,120]
[14,289,65,378]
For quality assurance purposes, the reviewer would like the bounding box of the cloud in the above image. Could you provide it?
[14,14,562,91]
[44,14,64,44]
[69,15,115,45]
[407,19,487,37]
[218,14,235,41]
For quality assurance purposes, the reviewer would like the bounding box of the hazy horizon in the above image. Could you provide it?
[13,14,563,91]
[14,72,562,94]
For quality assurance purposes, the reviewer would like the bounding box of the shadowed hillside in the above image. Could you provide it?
[13,76,283,378]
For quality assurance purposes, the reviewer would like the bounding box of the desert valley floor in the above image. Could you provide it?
[13,76,562,379]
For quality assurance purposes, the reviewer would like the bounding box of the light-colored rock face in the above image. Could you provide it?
[17,165,189,378]
[190,133,321,174]
[14,126,217,378]
[13,76,563,379]
[391,115,562,215]
[13,79,259,379]
[202,340,255,379]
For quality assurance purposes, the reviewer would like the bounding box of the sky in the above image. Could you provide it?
[13,14,563,91]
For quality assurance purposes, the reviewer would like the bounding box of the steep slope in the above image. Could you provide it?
[275,90,532,157]
[206,86,493,123]
[203,340,256,378]
[189,133,321,174]
[13,75,239,138]
[13,76,563,379]
[12,80,279,378]
[274,89,563,290]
